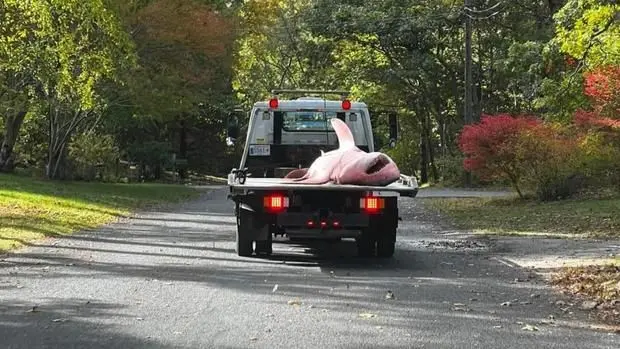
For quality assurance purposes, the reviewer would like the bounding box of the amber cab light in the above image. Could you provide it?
[360,196,385,214]
[264,194,288,213]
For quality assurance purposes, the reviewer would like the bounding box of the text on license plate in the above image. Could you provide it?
[249,144,270,156]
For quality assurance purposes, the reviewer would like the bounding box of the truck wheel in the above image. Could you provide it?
[376,229,396,258]
[356,233,375,258]
[236,210,254,257]
[255,231,273,256]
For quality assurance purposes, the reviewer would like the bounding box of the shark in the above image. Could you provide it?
[284,118,401,186]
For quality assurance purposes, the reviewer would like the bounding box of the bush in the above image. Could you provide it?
[458,114,543,197]
[434,154,491,187]
[126,141,173,180]
[384,139,420,177]
[459,114,586,200]
[516,123,584,201]
[68,133,120,181]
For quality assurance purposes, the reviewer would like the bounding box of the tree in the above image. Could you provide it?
[0,0,136,178]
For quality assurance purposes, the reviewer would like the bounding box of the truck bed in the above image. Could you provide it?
[228,176,419,197]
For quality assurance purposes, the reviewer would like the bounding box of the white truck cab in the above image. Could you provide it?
[226,90,418,259]
[230,90,379,178]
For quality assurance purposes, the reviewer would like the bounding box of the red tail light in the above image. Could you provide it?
[264,194,288,213]
[360,196,385,214]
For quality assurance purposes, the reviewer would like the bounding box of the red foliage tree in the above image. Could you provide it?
[458,114,543,197]
[583,65,620,115]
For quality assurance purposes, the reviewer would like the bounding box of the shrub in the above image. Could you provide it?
[458,114,543,197]
[68,133,120,181]
[126,141,173,180]
[459,114,586,200]
[384,139,420,178]
[516,123,582,201]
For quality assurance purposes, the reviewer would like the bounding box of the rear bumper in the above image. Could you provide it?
[276,212,368,228]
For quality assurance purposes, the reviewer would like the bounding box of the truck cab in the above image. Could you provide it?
[227,90,418,258]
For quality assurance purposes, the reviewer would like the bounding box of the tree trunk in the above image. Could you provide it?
[425,112,439,182]
[179,119,187,180]
[419,135,428,184]
[0,111,27,172]
[419,110,430,184]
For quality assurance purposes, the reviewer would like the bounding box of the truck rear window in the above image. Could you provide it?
[282,111,337,132]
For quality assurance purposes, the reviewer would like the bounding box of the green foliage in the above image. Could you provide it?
[384,140,419,177]
[68,132,120,181]
[516,125,583,201]
[12,108,47,170]
[126,140,173,179]
[434,154,476,186]
[553,0,620,67]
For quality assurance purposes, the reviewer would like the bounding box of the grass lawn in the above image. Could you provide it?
[0,174,200,251]
[421,196,620,239]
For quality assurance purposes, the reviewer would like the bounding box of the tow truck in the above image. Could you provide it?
[226,90,418,258]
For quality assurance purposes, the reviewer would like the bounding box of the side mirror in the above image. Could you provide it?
[388,112,398,148]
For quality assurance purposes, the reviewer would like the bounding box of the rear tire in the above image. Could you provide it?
[376,236,395,258]
[255,230,273,256]
[356,232,375,257]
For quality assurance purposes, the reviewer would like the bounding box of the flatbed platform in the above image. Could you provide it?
[228,176,419,197]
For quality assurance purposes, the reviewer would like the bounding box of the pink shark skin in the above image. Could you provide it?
[284,118,401,186]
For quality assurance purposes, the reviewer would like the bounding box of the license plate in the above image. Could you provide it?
[249,144,270,156]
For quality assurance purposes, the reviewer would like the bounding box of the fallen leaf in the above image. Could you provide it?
[580,300,599,310]
[287,299,302,306]
[359,313,377,319]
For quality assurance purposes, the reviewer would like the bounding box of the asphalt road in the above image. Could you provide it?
[0,187,618,349]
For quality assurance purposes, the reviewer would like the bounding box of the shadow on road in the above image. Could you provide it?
[0,298,178,349]
[1,188,617,349]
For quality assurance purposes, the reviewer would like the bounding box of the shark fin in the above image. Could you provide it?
[330,118,356,150]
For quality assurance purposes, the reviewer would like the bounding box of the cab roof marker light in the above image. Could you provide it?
[269,98,279,109]
[342,100,352,110]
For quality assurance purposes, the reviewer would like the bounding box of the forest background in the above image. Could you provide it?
[1,0,618,202]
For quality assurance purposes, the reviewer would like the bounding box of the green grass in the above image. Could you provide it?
[421,196,620,238]
[0,174,200,251]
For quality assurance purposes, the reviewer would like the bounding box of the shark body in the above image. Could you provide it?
[284,118,400,186]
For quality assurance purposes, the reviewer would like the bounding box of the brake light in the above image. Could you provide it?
[269,98,279,109]
[360,196,384,214]
[342,99,351,110]
[263,194,288,213]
